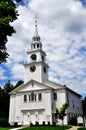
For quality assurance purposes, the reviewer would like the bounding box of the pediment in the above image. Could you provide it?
[9,80,52,94]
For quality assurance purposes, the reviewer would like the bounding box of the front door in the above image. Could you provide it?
[30,111,36,125]
[23,112,30,125]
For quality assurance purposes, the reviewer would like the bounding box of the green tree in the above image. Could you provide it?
[0,80,14,119]
[82,97,86,127]
[0,80,23,120]
[0,0,21,63]
[15,80,24,88]
[56,103,68,130]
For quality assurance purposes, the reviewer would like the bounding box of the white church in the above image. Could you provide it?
[9,19,82,125]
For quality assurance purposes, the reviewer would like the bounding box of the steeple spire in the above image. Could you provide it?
[31,16,42,50]
[33,16,39,37]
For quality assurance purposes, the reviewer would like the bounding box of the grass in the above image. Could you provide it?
[78,128,86,130]
[20,125,72,130]
[0,126,16,130]
[0,127,11,130]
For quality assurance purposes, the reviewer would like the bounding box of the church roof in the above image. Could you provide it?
[9,79,65,94]
[9,79,81,97]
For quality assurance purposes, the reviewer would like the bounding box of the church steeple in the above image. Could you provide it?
[31,16,42,50]
[24,17,49,83]
[33,16,39,37]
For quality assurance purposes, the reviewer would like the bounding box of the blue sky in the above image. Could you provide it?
[0,0,86,97]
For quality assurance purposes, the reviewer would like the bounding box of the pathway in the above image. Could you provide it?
[68,126,80,130]
[9,126,28,130]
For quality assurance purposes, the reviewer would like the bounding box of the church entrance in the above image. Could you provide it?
[30,111,36,125]
[23,112,30,125]
[22,110,44,125]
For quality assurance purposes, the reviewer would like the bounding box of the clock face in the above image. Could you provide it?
[30,65,36,72]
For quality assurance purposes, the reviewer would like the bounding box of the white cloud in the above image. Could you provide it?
[1,0,86,96]
[0,67,7,80]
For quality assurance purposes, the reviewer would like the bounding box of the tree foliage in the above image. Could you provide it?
[0,0,21,63]
[0,80,23,119]
[82,97,86,127]
[56,103,68,130]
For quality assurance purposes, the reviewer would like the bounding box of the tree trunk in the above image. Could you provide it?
[83,116,86,127]
[62,119,64,130]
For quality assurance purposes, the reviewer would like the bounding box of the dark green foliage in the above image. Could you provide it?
[78,128,86,130]
[0,118,9,127]
[0,80,14,119]
[20,125,72,130]
[15,80,24,88]
[14,122,18,127]
[0,0,21,63]
[68,116,77,125]
[82,97,86,117]
[0,80,23,125]
[82,97,86,127]
[56,103,68,120]
[56,103,68,130]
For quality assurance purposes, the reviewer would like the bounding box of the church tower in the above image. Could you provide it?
[24,17,49,83]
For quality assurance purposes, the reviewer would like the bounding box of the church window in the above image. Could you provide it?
[34,45,35,49]
[32,82,34,87]
[24,95,27,102]
[31,92,34,101]
[67,92,69,105]
[35,94,37,101]
[37,38,38,41]
[43,67,46,73]
[42,55,44,61]
[54,92,57,100]
[37,44,39,48]
[52,103,53,110]
[72,99,75,108]
[38,93,42,101]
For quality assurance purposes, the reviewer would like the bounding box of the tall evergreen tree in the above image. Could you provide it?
[0,80,14,118]
[0,80,23,119]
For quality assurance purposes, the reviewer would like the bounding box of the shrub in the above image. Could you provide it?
[52,122,56,126]
[14,122,18,127]
[35,121,39,126]
[30,122,33,126]
[0,118,9,127]
[47,121,50,125]
[42,121,45,125]
[69,116,77,125]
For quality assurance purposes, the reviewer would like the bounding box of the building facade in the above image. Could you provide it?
[9,19,82,125]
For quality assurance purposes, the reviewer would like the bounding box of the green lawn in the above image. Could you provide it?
[78,128,86,130]
[20,125,72,130]
[0,127,11,130]
[0,126,16,130]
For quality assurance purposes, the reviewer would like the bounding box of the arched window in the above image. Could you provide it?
[38,93,42,101]
[54,93,57,100]
[37,44,39,48]
[42,55,44,61]
[24,95,27,102]
[43,67,46,73]
[34,44,35,49]
[31,92,34,101]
